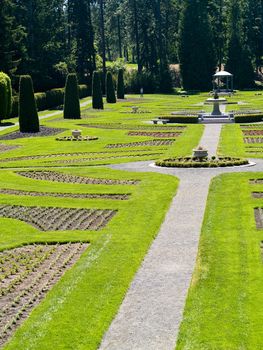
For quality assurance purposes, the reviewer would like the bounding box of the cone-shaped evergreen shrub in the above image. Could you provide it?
[106,71,116,103]
[63,73,81,119]
[0,72,12,122]
[92,71,104,109]
[117,69,125,99]
[19,75,39,133]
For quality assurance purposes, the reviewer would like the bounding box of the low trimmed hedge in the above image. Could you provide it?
[159,116,198,124]
[234,114,263,123]
[156,156,249,168]
[9,84,89,119]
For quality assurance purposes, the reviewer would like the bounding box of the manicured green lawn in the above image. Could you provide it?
[176,173,263,350]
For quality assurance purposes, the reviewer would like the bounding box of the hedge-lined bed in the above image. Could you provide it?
[156,156,249,168]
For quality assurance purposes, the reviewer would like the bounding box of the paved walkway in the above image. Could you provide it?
[99,124,263,350]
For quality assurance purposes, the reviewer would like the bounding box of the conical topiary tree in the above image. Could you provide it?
[19,75,39,133]
[92,71,104,109]
[106,71,116,103]
[117,69,125,99]
[63,73,81,119]
[0,72,12,123]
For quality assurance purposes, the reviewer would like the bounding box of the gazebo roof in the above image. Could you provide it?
[213,71,233,77]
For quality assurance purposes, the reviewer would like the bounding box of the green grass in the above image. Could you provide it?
[176,173,263,350]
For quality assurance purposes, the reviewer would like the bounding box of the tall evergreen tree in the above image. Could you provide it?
[178,0,217,91]
[63,73,81,119]
[106,71,116,103]
[117,69,125,99]
[225,0,254,88]
[19,75,39,133]
[92,71,104,109]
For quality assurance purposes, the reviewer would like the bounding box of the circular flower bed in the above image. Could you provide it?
[155,156,249,168]
[56,136,98,141]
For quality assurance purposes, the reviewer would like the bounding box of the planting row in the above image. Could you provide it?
[0,144,20,154]
[155,156,248,168]
[0,188,130,200]
[55,136,98,142]
[254,208,263,229]
[17,170,140,185]
[0,205,117,231]
[127,131,182,138]
[242,130,263,136]
[0,126,66,140]
[0,242,88,347]
[54,152,163,164]
[78,123,186,131]
[243,137,263,144]
[106,139,175,148]
[0,149,164,163]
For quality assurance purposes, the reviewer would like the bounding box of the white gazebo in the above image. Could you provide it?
[213,71,233,93]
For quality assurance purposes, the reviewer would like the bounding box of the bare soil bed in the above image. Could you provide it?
[250,178,263,184]
[127,131,181,138]
[0,144,20,153]
[254,208,263,229]
[0,242,88,347]
[55,136,98,141]
[252,192,263,198]
[242,130,263,136]
[55,152,163,164]
[17,170,140,185]
[78,123,186,131]
[0,189,130,200]
[243,137,263,144]
[106,139,175,149]
[0,205,117,231]
[0,126,67,140]
[0,149,166,163]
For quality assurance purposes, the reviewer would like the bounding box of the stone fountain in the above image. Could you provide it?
[199,91,233,123]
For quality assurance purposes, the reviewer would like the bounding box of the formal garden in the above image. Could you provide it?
[1,0,263,349]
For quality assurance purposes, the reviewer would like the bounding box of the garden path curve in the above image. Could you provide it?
[99,124,263,350]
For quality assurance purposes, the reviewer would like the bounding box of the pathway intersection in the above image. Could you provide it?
[100,123,263,350]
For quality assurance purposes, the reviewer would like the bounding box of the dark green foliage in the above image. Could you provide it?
[106,72,116,103]
[79,85,89,98]
[159,66,173,93]
[234,114,263,123]
[0,72,12,121]
[63,74,81,119]
[46,88,64,109]
[10,96,19,118]
[92,71,104,109]
[35,93,47,111]
[159,116,198,124]
[178,0,217,91]
[225,0,254,89]
[19,75,39,133]
[117,69,125,99]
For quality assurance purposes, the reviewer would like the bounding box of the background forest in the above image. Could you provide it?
[1,0,263,92]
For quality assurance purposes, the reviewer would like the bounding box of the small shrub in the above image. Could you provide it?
[159,116,198,124]
[79,84,89,98]
[117,69,125,99]
[46,88,64,109]
[92,71,104,109]
[0,72,12,122]
[106,71,116,103]
[19,75,39,133]
[35,93,47,111]
[63,74,81,119]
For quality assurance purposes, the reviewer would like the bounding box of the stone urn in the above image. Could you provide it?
[72,129,82,139]
[193,146,208,159]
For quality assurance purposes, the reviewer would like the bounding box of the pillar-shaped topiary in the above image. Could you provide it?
[0,72,12,123]
[92,71,104,109]
[117,69,125,99]
[106,71,116,103]
[19,75,39,133]
[63,73,81,119]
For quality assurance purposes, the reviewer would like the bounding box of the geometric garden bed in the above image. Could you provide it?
[0,242,88,347]
[0,205,117,231]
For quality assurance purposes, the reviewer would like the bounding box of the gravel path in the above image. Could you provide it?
[99,124,263,350]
